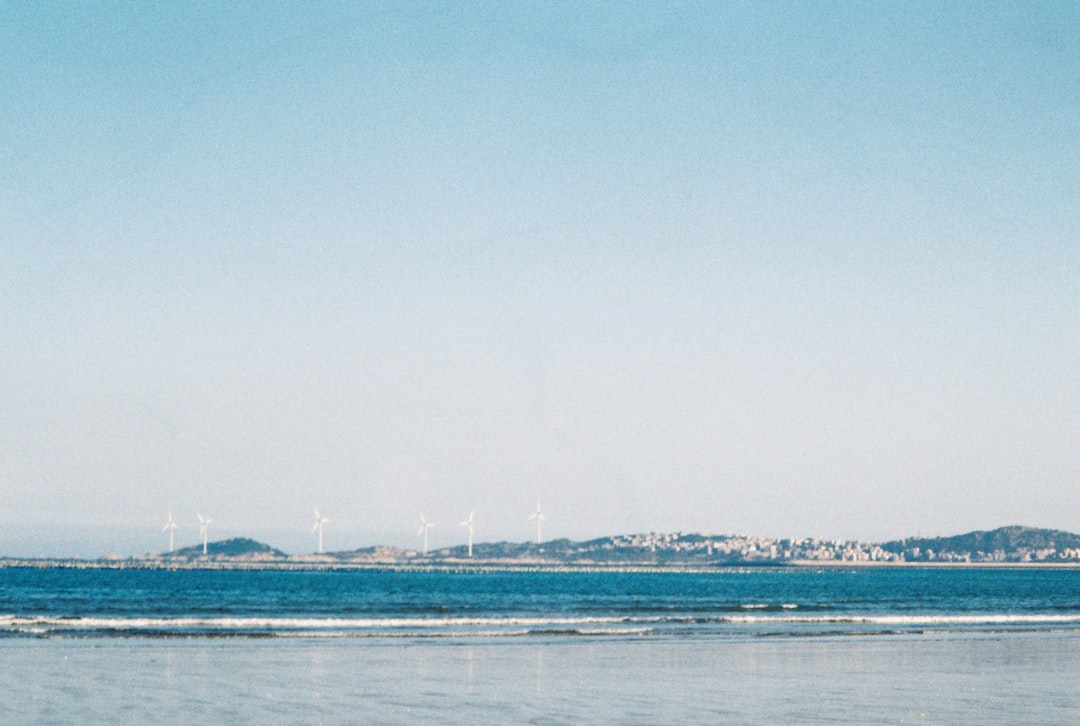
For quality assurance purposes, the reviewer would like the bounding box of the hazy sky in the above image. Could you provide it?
[3,2,1078,556]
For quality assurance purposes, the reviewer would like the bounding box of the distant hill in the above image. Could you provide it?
[406,528,1080,566]
[124,526,1080,568]
[405,535,780,565]
[879,526,1080,562]
[168,537,287,560]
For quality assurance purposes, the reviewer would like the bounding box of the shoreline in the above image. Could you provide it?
[3,557,1080,572]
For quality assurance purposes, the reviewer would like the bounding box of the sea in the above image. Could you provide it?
[2,566,1079,724]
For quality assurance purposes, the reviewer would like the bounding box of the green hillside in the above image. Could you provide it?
[168,537,287,560]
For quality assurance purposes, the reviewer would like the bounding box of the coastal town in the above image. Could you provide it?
[588,529,1080,565]
[126,525,1080,567]
[395,527,1080,566]
[4,526,1079,570]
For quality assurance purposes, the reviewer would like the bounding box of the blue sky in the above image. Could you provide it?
[2,2,1078,556]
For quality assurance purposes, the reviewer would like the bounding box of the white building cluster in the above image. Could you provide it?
[595,532,1080,564]
[602,532,903,562]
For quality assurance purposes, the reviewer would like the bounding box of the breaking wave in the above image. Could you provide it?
[4,612,1080,639]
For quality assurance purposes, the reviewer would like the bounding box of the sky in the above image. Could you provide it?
[2,1,1078,557]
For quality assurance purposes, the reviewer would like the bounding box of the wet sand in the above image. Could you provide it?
[2,631,1078,724]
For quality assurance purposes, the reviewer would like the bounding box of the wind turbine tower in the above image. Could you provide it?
[162,511,178,553]
[313,506,329,554]
[197,514,212,555]
[418,513,435,556]
[529,500,545,545]
[459,511,475,558]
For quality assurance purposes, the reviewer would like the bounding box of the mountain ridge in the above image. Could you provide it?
[879,525,1080,562]
[136,526,1080,566]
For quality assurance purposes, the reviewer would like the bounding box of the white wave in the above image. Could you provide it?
[4,612,1080,636]
[0,614,629,631]
[719,613,1080,626]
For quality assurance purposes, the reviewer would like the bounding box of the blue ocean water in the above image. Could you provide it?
[2,566,1079,639]
[4,567,1080,723]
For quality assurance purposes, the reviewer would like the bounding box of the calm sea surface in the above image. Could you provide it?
[1,567,1079,723]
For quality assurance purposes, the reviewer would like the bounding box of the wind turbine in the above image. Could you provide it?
[459,511,475,558]
[529,500,545,545]
[418,513,434,556]
[197,513,212,555]
[313,506,329,554]
[162,511,178,553]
